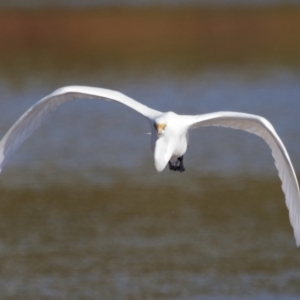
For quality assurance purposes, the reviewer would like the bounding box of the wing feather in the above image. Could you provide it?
[0,86,162,171]
[188,111,300,246]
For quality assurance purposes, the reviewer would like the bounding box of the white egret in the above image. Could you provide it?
[0,86,299,246]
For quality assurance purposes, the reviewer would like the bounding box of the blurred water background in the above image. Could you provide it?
[0,2,300,300]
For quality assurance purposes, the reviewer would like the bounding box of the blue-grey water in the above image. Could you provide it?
[1,67,300,186]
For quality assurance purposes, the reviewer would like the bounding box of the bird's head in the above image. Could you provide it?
[154,122,167,136]
[153,112,180,137]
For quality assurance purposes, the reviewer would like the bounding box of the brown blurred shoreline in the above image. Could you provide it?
[0,7,300,74]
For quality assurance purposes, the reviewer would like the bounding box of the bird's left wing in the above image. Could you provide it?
[0,86,162,172]
[186,111,300,247]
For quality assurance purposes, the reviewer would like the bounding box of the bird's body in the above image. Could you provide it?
[0,86,300,247]
[151,111,190,172]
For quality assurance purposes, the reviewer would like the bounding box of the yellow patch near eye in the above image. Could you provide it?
[155,123,166,131]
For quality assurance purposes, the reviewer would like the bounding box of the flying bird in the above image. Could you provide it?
[0,86,299,246]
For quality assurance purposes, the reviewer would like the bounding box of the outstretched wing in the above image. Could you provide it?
[187,111,300,247]
[0,86,162,171]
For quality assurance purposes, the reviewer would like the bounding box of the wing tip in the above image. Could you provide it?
[295,231,300,247]
[292,220,300,247]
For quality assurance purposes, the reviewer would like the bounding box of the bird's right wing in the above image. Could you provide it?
[186,111,300,247]
[0,86,162,172]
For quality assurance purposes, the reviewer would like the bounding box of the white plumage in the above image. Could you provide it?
[0,86,299,246]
